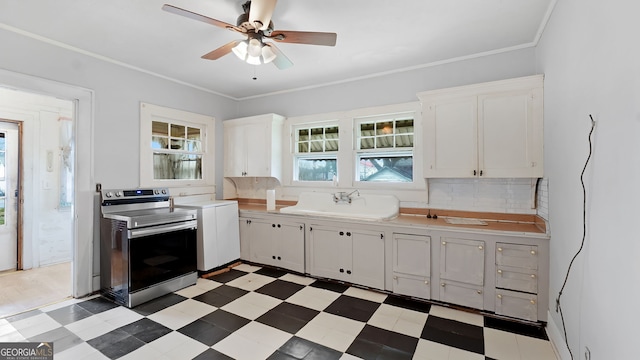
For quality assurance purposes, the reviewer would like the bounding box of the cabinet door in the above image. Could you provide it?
[309,227,345,280]
[478,88,543,178]
[277,222,305,273]
[248,219,277,266]
[238,219,251,261]
[244,122,271,177]
[423,96,478,177]
[351,230,385,289]
[440,237,485,285]
[393,233,430,277]
[223,123,247,177]
[496,289,538,322]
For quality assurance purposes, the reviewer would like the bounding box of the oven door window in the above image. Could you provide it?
[128,228,197,292]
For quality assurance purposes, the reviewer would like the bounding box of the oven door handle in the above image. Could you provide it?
[129,220,197,239]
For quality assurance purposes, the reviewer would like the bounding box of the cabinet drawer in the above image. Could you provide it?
[496,266,538,293]
[496,243,538,269]
[495,289,538,322]
[439,281,484,310]
[393,273,430,299]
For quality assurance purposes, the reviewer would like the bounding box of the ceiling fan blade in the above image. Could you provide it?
[266,43,293,70]
[201,40,242,60]
[249,0,277,31]
[162,4,245,33]
[269,30,337,46]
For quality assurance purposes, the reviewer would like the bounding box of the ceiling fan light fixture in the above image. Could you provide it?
[246,55,262,65]
[262,45,276,64]
[232,40,249,60]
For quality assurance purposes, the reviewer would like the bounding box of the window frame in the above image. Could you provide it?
[140,102,215,188]
[351,108,423,190]
[291,121,340,184]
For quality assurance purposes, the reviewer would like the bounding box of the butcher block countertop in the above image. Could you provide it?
[234,199,548,237]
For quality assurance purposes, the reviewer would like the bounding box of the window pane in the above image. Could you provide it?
[171,124,185,138]
[325,140,339,151]
[186,140,201,152]
[170,139,185,150]
[358,155,413,182]
[376,136,394,148]
[152,136,168,149]
[396,119,414,133]
[187,127,201,141]
[298,142,309,152]
[396,134,414,147]
[297,158,337,181]
[0,199,4,225]
[360,123,374,136]
[310,127,324,141]
[298,129,309,141]
[376,121,394,136]
[309,141,324,152]
[153,153,202,180]
[152,121,168,136]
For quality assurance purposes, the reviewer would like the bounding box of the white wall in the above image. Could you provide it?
[0,27,238,294]
[536,0,640,358]
[234,48,537,118]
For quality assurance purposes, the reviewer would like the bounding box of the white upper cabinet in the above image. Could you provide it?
[223,114,285,179]
[419,75,543,178]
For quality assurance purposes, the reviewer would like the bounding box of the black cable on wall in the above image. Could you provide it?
[555,114,596,360]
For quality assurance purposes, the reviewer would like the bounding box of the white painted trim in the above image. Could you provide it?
[533,0,559,44]
[546,310,571,360]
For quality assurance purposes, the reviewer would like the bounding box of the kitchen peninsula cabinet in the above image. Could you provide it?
[308,225,385,289]
[239,215,305,273]
[223,113,285,179]
[420,75,543,178]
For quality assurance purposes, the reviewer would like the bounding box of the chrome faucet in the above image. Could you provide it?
[332,189,360,204]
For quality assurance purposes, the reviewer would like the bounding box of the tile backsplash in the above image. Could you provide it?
[226,177,545,215]
[427,178,537,214]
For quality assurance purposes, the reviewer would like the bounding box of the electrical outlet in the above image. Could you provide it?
[585,346,591,360]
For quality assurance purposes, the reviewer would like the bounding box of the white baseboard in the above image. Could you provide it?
[546,311,571,360]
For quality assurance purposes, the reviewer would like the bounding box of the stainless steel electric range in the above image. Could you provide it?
[99,188,198,308]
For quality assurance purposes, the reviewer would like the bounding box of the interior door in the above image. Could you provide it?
[0,122,19,271]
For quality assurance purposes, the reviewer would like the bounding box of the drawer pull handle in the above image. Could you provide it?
[497,247,503,252]
[531,250,537,255]
[477,290,482,295]
[442,241,446,245]
[393,276,398,280]
[531,274,536,278]
[497,294,502,299]
[478,245,483,250]
[441,283,445,287]
[424,280,429,285]
[497,269,503,274]
[530,300,536,304]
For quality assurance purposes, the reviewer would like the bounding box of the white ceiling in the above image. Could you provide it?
[0,0,554,100]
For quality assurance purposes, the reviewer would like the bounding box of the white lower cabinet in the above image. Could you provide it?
[392,233,431,299]
[494,242,539,321]
[309,225,385,289]
[239,216,305,273]
[439,237,485,308]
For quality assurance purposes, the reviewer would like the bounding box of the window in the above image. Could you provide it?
[151,121,202,180]
[140,103,215,187]
[356,115,414,183]
[294,124,338,181]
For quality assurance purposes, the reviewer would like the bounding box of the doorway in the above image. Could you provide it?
[0,122,20,272]
[0,88,76,317]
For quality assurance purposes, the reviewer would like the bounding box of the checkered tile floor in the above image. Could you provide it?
[0,264,557,359]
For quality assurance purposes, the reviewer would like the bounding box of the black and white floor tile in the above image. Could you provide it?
[0,264,557,359]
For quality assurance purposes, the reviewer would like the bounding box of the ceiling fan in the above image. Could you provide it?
[162,0,337,69]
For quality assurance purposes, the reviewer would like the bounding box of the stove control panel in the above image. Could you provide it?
[102,188,170,200]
